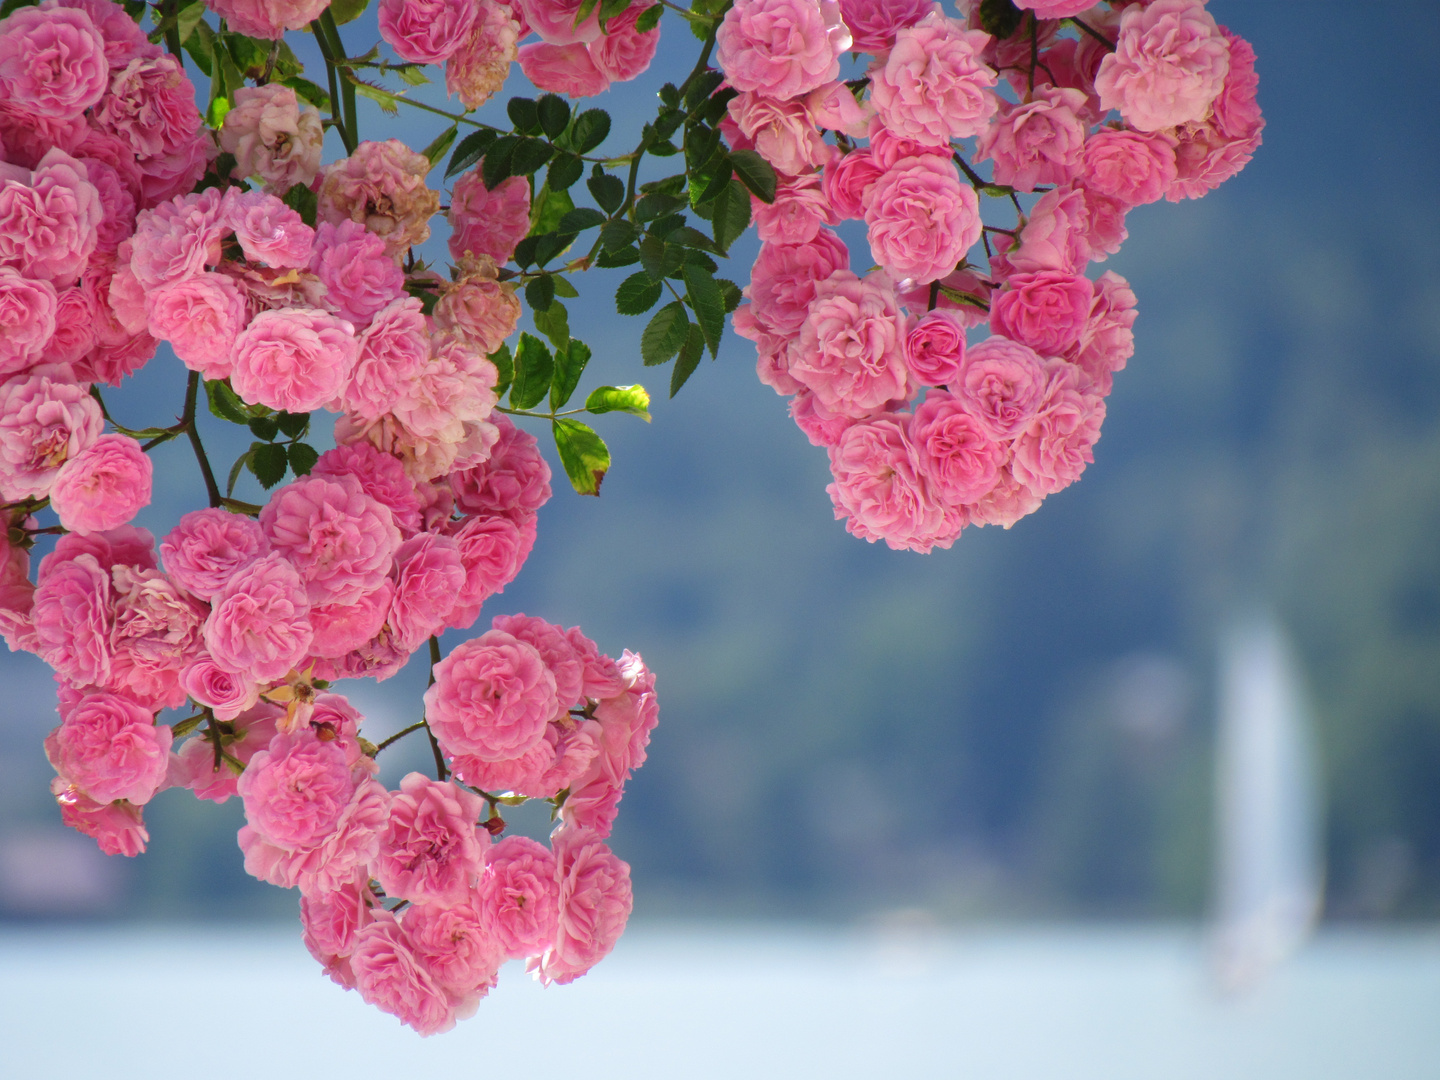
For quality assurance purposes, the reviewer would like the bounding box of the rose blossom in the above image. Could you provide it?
[717,0,850,100]
[1001,185,1089,274]
[746,229,849,337]
[975,84,1089,192]
[379,0,479,63]
[519,0,600,44]
[753,170,840,246]
[449,414,551,519]
[448,171,530,265]
[1068,269,1136,394]
[203,0,331,40]
[230,307,359,414]
[727,93,831,177]
[587,649,658,784]
[301,874,376,988]
[227,189,315,268]
[45,691,171,805]
[0,148,103,288]
[374,773,489,906]
[0,267,57,376]
[826,413,958,553]
[54,785,149,856]
[1080,128,1178,206]
[1095,0,1229,133]
[865,155,981,284]
[492,613,585,708]
[308,581,394,659]
[444,3,521,110]
[31,551,111,686]
[311,219,405,328]
[1168,28,1264,201]
[344,297,430,420]
[444,512,537,629]
[241,773,390,894]
[989,270,1095,356]
[107,564,206,711]
[179,657,262,723]
[220,84,324,194]
[822,148,883,221]
[0,6,109,120]
[49,433,151,535]
[0,370,102,500]
[479,835,559,958]
[351,912,459,1036]
[791,271,910,417]
[404,900,501,999]
[318,139,440,257]
[535,827,633,985]
[161,508,269,602]
[203,552,313,682]
[519,42,610,99]
[238,730,360,850]
[389,533,465,651]
[869,12,997,146]
[1010,381,1105,495]
[93,53,200,162]
[312,442,424,536]
[128,185,231,290]
[910,389,1004,504]
[951,335,1048,440]
[424,629,558,760]
[839,0,936,55]
[145,272,247,377]
[433,264,520,356]
[1013,0,1096,16]
[589,1,660,82]
[789,388,855,447]
[260,475,402,606]
[47,282,97,368]
[904,310,967,387]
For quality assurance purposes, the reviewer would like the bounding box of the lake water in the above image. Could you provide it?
[1,923,1435,1078]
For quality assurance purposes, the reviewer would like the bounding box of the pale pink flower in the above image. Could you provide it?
[301,874,376,988]
[239,730,359,851]
[433,269,521,356]
[312,442,424,536]
[53,0,159,70]
[910,389,1003,504]
[0,148,102,288]
[240,775,390,894]
[0,267,57,376]
[867,114,952,169]
[54,785,149,856]
[865,154,981,284]
[202,0,332,40]
[1010,379,1104,495]
[717,0,850,100]
[48,433,150,535]
[389,533,465,651]
[43,525,158,573]
[975,84,1089,192]
[379,0,479,63]
[1095,0,1228,132]
[444,512,537,628]
[449,414,551,519]
[227,189,315,269]
[805,79,873,137]
[989,270,1095,356]
[789,388,855,447]
[520,41,610,98]
[904,309,967,387]
[822,148,883,220]
[479,834,558,958]
[107,564,206,712]
[45,691,171,805]
[203,552,313,683]
[1081,128,1178,206]
[351,912,458,1036]
[746,229,849,337]
[869,12,997,146]
[951,335,1047,440]
[448,171,530,265]
[374,773,489,906]
[128,185,231,290]
[1068,269,1136,395]
[220,84,324,194]
[93,53,200,162]
[145,272,247,378]
[311,219,406,329]
[556,772,622,835]
[839,0,937,55]
[425,629,558,760]
[492,613,584,708]
[0,370,101,501]
[260,474,402,606]
[31,551,111,685]
[444,3,521,110]
[587,649,657,785]
[520,0,600,44]
[826,413,959,552]
[535,827,632,985]
[318,140,440,257]
[589,1,660,82]
[0,6,108,120]
[792,271,910,417]
[1002,184,1089,274]
[404,900,501,999]
[345,297,431,420]
[753,170,839,246]
[727,92,831,177]
[230,307,359,414]
[161,509,268,603]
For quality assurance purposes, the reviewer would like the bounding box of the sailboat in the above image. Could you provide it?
[1210,613,1325,992]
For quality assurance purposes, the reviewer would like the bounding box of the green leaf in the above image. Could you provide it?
[684,69,726,110]
[683,263,725,358]
[251,442,289,489]
[978,0,1025,39]
[531,184,575,234]
[615,272,663,315]
[350,78,402,117]
[571,109,611,154]
[547,152,583,191]
[533,231,577,268]
[482,134,520,188]
[447,127,498,179]
[420,125,458,167]
[226,448,251,498]
[597,0,632,29]
[717,277,743,314]
[526,275,556,312]
[183,18,215,77]
[489,342,514,399]
[552,418,610,496]
[395,64,430,87]
[640,301,689,366]
[282,182,318,227]
[508,96,540,134]
[585,384,651,421]
[510,137,554,176]
[328,0,368,22]
[288,442,319,477]
[710,178,751,253]
[635,191,687,222]
[667,225,720,253]
[550,338,590,410]
[558,207,606,233]
[276,411,310,438]
[552,276,579,298]
[596,246,640,269]
[729,148,777,204]
[205,379,251,425]
[537,94,571,139]
[249,416,280,441]
[282,77,331,111]
[510,333,555,411]
[532,300,570,349]
[659,83,681,109]
[639,235,683,281]
[574,0,599,25]
[684,125,724,173]
[635,2,662,31]
[588,169,625,214]
[670,324,705,397]
[175,0,206,43]
[600,218,638,253]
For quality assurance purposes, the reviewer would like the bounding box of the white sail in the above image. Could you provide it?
[1210,613,1324,992]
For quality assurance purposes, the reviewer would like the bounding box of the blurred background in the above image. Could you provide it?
[2,1,1438,1074]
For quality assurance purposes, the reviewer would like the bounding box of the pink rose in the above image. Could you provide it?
[203,552,314,683]
[1068,269,1136,394]
[951,335,1047,439]
[202,0,331,40]
[1081,128,1178,206]
[0,370,102,501]
[519,41,610,99]
[839,0,937,55]
[0,148,102,288]
[145,272,247,378]
[318,139,440,257]
[308,582,394,659]
[789,388,857,447]
[227,189,315,269]
[311,219,405,329]
[904,309,967,387]
[444,3,521,110]
[171,701,281,800]
[556,772,622,836]
[45,690,171,805]
[479,834,558,958]
[519,0,600,45]
[1095,0,1229,133]
[344,297,430,420]
[31,551,112,685]
[825,413,958,553]
[448,171,531,265]
[1167,28,1264,201]
[975,84,1089,192]
[160,509,269,602]
[792,270,910,417]
[535,827,632,985]
[107,564,206,711]
[1014,0,1101,16]
[587,649,657,784]
[492,613,584,708]
[49,433,151,535]
[865,154,981,284]
[746,229,849,337]
[379,0,479,63]
[404,900,501,999]
[374,773,489,906]
[128,186,232,290]
[0,6,108,120]
[424,629,558,761]
[989,270,1095,356]
[867,115,952,169]
[230,307,359,414]
[910,389,1004,504]
[312,441,424,536]
[351,912,458,1036]
[179,657,262,725]
[727,92,831,177]
[449,414,551,519]
[1001,184,1089,274]
[822,149,883,221]
[260,474,402,606]
[444,512,537,629]
[241,775,390,894]
[219,84,324,195]
[753,169,840,246]
[93,53,200,162]
[301,874,376,988]
[0,267,57,376]
[869,12,997,146]
[389,533,465,652]
[48,282,98,369]
[1010,376,1104,495]
[433,271,521,357]
[239,729,359,850]
[54,785,149,856]
[589,1,659,82]
[716,0,850,100]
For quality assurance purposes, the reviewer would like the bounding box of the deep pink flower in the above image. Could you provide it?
[587,649,657,785]
[230,307,359,414]
[753,169,840,246]
[161,508,269,602]
[479,834,558,958]
[374,773,489,906]
[404,900,501,999]
[1167,28,1264,201]
[1068,269,1136,395]
[492,613,584,708]
[0,267,57,377]
[202,552,313,683]
[54,785,149,856]
[535,827,632,985]
[951,335,1047,440]
[989,270,1095,356]
[260,474,403,606]
[746,230,849,338]
[0,370,101,501]
[449,414,551,520]
[869,12,997,146]
[93,53,200,162]
[865,155,980,284]
[379,0,479,63]
[839,0,936,55]
[0,148,102,288]
[240,775,390,894]
[311,219,405,329]
[49,433,151,535]
[389,533,465,652]
[589,1,660,82]
[312,441,423,536]
[107,563,206,712]
[519,0,600,44]
[45,691,171,805]
[727,92,831,177]
[1081,128,1178,207]
[444,512,537,629]
[0,6,109,120]
[178,657,262,725]
[344,297,430,421]
[48,281,98,369]
[1095,0,1229,132]
[308,581,394,660]
[128,186,231,290]
[519,41,610,98]
[227,189,315,269]
[239,730,359,850]
[145,272,247,378]
[448,171,530,265]
[424,629,558,761]
[31,551,112,686]
[1010,379,1104,495]
[301,873,376,988]
[910,389,1004,504]
[821,149,883,221]
[202,0,332,40]
[975,84,1089,192]
[1013,0,1095,16]
[904,310,967,387]
[716,0,850,100]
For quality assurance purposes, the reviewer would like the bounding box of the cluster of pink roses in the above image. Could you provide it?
[722,0,1262,551]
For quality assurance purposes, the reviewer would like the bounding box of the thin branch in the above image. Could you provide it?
[375,720,427,752]
[1067,17,1116,52]
[182,372,222,509]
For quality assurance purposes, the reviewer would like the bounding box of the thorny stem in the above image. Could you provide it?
[658,0,710,25]
[375,721,427,753]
